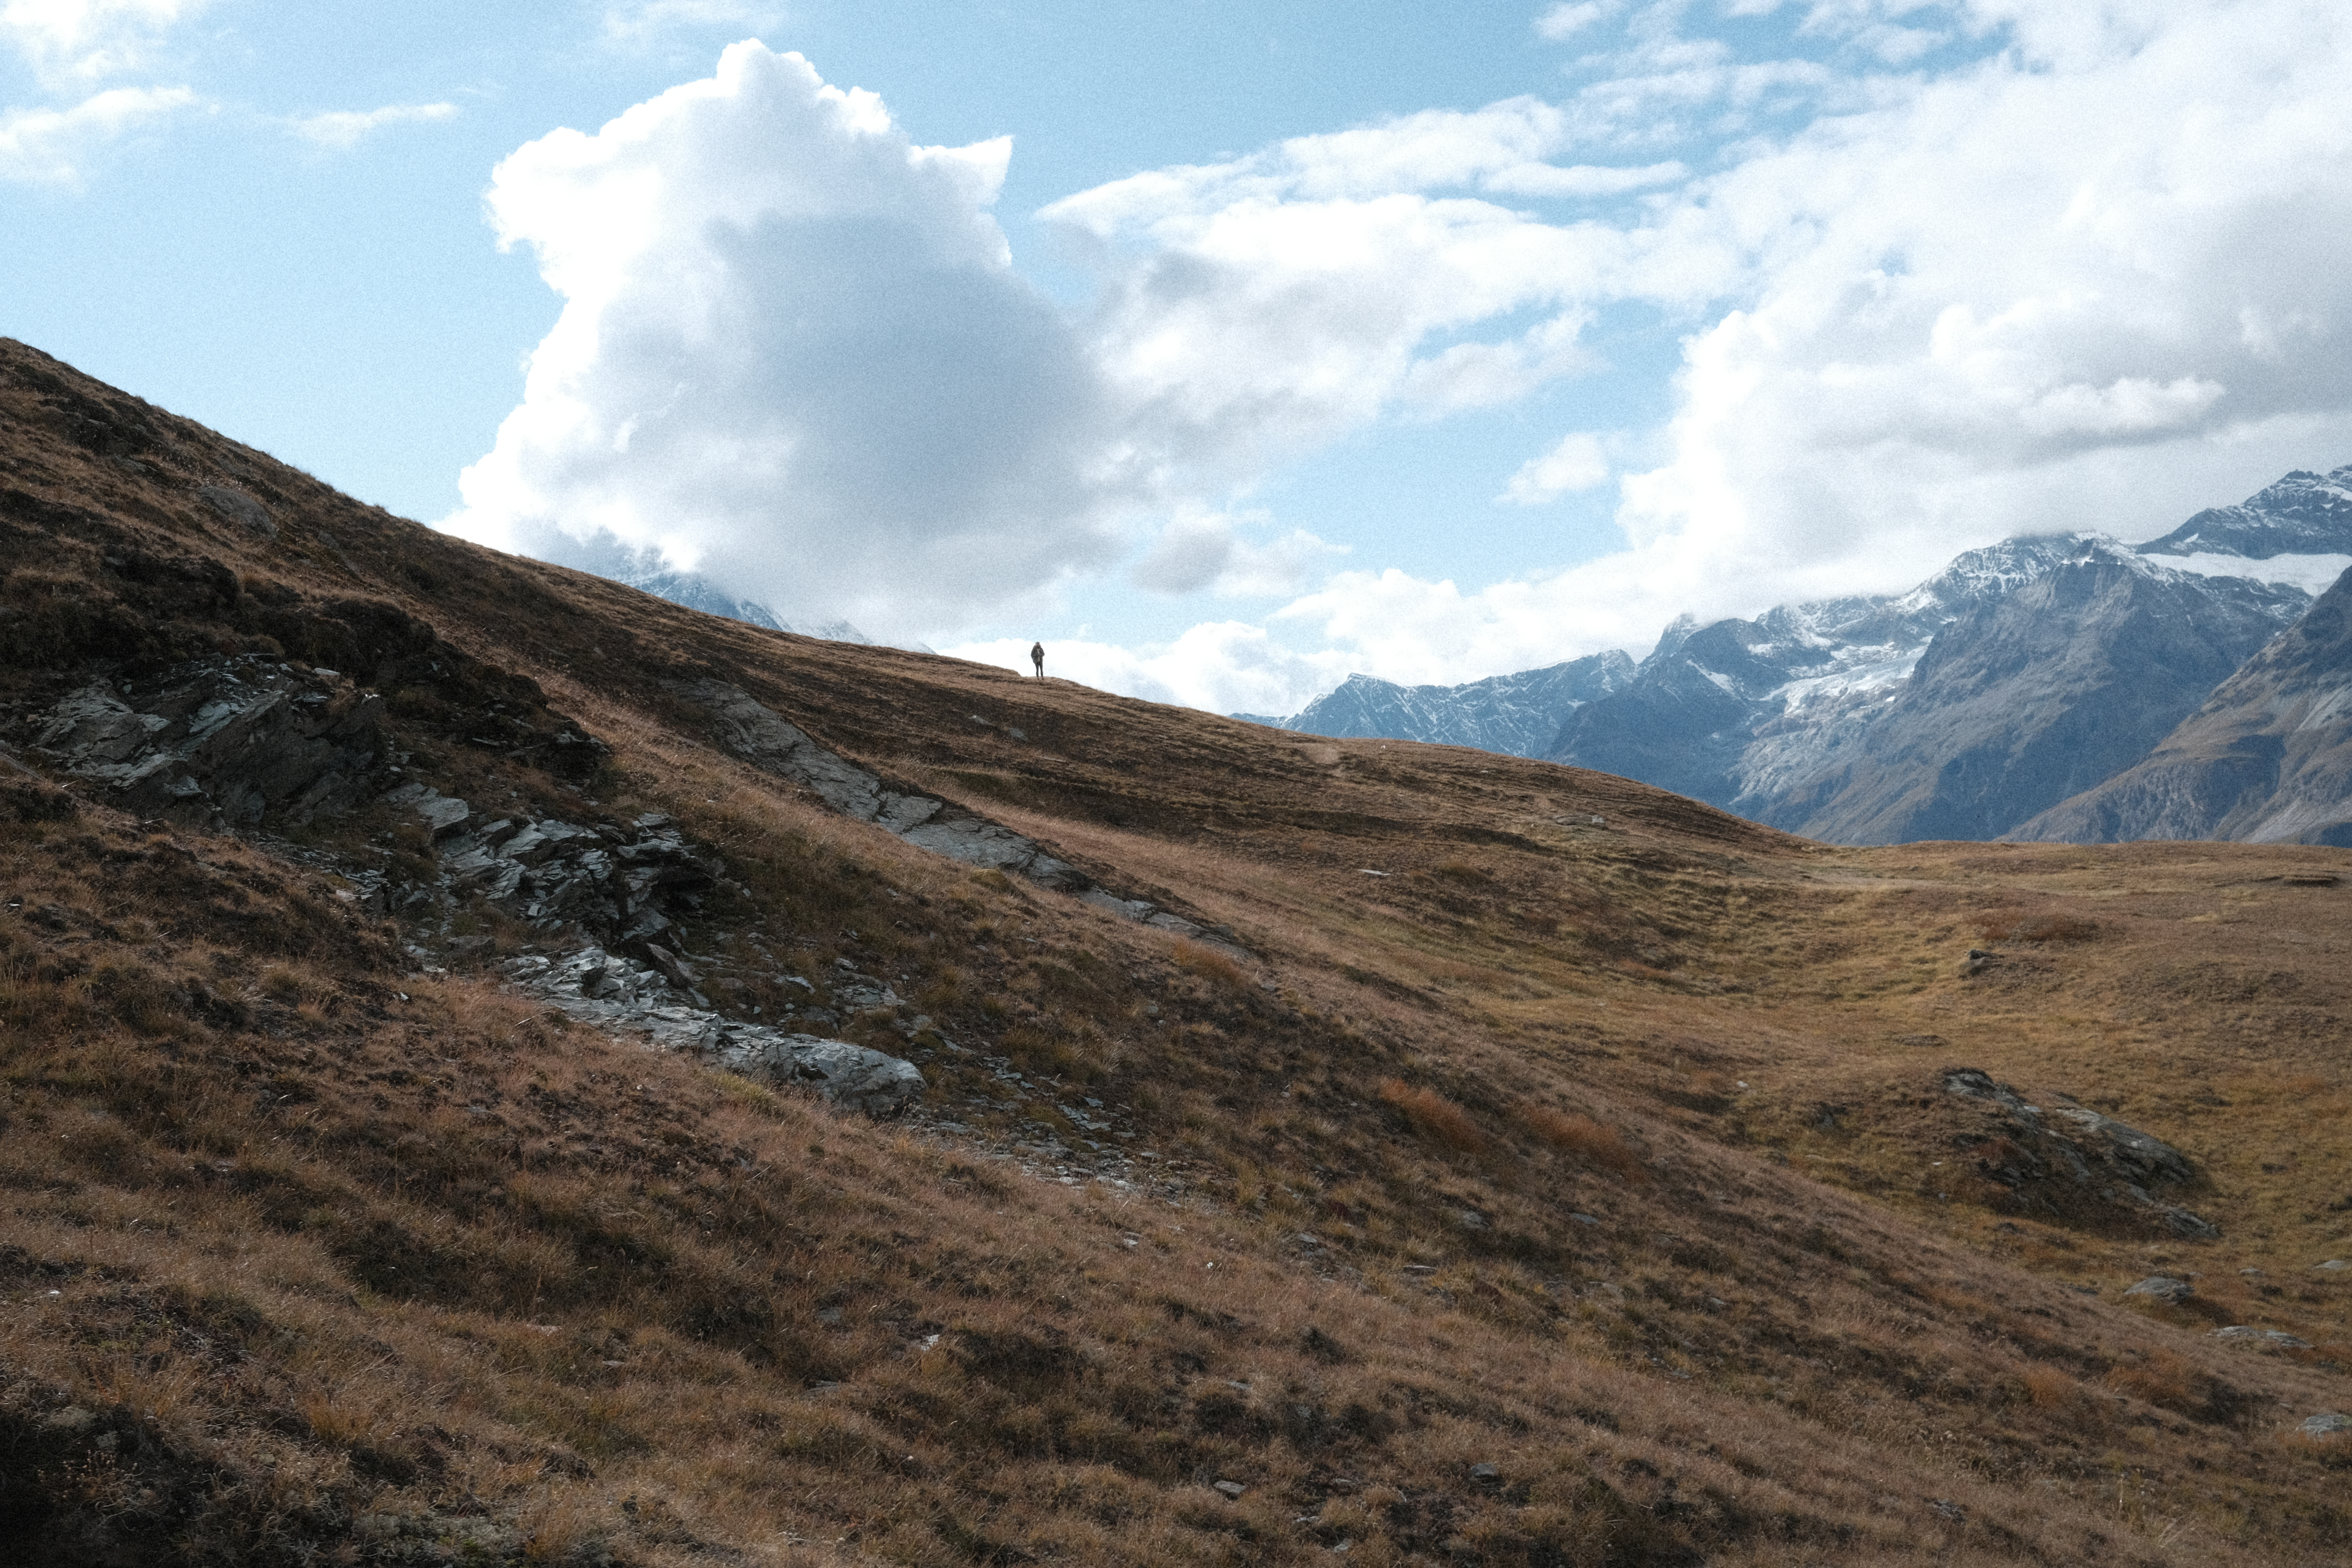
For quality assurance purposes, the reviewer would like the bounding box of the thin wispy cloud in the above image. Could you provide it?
[598,0,783,44]
[290,101,459,150]
[0,83,197,183]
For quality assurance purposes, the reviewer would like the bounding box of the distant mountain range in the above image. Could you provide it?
[526,528,882,646]
[1246,463,2352,846]
[1238,652,1632,755]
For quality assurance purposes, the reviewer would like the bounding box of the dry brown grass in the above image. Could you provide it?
[6,335,2352,1564]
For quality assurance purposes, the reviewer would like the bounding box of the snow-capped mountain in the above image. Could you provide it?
[1243,652,1633,756]
[624,567,873,645]
[1256,462,2352,844]
[2136,463,2352,559]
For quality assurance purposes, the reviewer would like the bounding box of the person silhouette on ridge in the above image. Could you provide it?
[1030,642,1045,678]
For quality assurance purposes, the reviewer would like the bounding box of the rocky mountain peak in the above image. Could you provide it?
[2136,461,2352,559]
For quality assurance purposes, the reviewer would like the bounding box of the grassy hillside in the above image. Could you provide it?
[1,336,2347,1566]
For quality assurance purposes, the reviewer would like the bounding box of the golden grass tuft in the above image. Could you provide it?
[1976,908,2099,942]
[1377,1078,1490,1154]
[1170,939,1245,986]
[1521,1104,1647,1180]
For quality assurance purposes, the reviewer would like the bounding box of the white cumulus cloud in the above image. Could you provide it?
[1500,431,1612,505]
[445,42,1128,640]
[1034,0,2352,709]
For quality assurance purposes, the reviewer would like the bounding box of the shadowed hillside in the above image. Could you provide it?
[2,337,2349,1566]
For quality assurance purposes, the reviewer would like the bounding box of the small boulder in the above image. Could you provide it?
[196,484,276,539]
[2123,1277,2192,1305]
[2213,1326,2311,1350]
[2300,1413,2350,1437]
[1212,1480,1246,1501]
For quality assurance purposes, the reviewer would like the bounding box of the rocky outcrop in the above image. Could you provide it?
[374,792,717,955]
[1942,1068,2217,1238]
[680,680,1245,951]
[2013,564,2352,845]
[29,656,389,828]
[503,947,923,1114]
[683,678,1086,887]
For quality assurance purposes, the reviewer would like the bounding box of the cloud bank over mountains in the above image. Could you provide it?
[442,3,2352,710]
[12,3,2343,715]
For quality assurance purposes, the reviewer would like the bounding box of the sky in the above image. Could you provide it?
[5,2,2349,718]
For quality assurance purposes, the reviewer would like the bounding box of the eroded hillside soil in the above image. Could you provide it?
[2,337,2349,1566]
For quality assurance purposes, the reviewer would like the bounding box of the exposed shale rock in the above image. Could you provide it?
[379,794,715,954]
[680,680,1243,950]
[29,656,388,828]
[503,948,923,1115]
[1942,1068,2217,1238]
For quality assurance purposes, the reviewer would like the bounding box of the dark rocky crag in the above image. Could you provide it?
[1755,548,2307,843]
[2012,563,2352,845]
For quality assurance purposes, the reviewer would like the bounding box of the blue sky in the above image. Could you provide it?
[6,2,2349,715]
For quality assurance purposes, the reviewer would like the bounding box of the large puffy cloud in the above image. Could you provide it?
[445,43,1127,639]
[1605,0,2352,594]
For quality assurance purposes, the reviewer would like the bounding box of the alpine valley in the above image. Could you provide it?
[1254,467,2352,846]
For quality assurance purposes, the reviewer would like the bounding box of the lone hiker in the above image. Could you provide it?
[1030,641,1045,678]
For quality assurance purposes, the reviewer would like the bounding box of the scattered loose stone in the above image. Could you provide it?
[1213,1481,1247,1500]
[2213,1326,2311,1350]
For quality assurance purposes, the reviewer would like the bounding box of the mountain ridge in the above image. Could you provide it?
[1259,466,2352,845]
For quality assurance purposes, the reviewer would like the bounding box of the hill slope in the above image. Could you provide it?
[2,338,2350,1567]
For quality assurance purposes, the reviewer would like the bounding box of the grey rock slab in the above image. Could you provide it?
[678,679,1239,942]
[510,948,922,1115]
[2048,1104,2196,1186]
[2301,1412,2351,1436]
[383,781,473,838]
